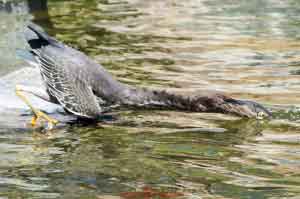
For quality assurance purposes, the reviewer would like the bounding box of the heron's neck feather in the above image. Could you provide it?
[120,87,226,112]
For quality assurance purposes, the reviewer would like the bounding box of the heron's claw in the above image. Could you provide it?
[30,111,59,130]
[16,85,59,130]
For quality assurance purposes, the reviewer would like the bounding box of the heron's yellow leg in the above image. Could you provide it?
[15,85,59,129]
[31,115,38,126]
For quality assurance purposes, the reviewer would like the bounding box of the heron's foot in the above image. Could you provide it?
[30,110,59,130]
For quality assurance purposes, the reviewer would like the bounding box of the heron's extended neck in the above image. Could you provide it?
[116,85,267,118]
[118,86,223,112]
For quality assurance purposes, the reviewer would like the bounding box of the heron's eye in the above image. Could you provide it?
[257,111,266,120]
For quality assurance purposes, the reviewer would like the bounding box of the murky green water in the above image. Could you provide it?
[1,0,300,198]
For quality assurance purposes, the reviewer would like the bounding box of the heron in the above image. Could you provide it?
[16,23,271,130]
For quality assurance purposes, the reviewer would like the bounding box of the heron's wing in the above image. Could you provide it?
[33,48,102,118]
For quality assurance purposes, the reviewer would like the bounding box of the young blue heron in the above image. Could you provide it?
[16,23,271,129]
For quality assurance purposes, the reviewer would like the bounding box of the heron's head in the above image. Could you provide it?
[224,99,272,119]
[242,100,271,119]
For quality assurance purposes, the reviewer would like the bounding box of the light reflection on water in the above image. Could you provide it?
[1,0,300,198]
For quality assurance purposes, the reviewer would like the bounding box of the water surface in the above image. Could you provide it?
[1,0,300,198]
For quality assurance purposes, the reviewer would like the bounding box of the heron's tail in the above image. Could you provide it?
[24,23,61,50]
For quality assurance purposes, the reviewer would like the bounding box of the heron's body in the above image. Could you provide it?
[23,23,122,118]
[17,23,271,128]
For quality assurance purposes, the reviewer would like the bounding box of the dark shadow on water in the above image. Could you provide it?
[66,113,119,128]
[28,0,53,29]
[0,0,52,27]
